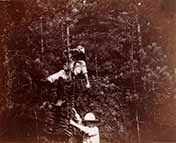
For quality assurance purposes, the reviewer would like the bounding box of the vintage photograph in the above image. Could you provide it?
[0,0,176,143]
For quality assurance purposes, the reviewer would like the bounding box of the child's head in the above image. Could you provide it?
[83,112,98,127]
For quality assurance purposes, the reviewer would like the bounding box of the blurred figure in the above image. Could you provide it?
[47,44,90,88]
[69,45,90,88]
[70,108,100,143]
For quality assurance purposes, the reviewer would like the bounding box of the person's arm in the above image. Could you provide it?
[70,120,98,136]
[72,108,82,124]
[70,47,85,54]
[70,119,88,133]
[70,48,79,52]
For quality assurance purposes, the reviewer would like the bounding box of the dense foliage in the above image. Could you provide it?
[0,0,176,143]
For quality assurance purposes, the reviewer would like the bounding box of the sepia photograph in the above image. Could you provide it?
[0,0,176,143]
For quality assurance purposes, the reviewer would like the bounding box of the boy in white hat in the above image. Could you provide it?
[70,108,100,143]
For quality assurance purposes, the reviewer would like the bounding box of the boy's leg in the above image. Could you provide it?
[81,61,90,88]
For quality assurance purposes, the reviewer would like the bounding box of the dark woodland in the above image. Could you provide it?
[0,0,176,143]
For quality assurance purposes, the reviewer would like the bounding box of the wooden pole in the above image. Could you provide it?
[66,25,70,48]
[61,23,64,48]
[34,111,39,143]
[95,54,98,77]
[136,108,141,143]
[40,16,44,54]
[131,36,141,143]
[66,24,72,81]
[133,1,142,143]
[134,0,142,47]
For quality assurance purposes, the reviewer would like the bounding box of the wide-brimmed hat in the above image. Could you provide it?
[83,112,99,122]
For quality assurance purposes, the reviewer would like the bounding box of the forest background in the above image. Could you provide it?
[0,0,176,143]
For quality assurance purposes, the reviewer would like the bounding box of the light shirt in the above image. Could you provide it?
[69,60,87,75]
[70,120,100,143]
[47,69,68,83]
[81,126,100,143]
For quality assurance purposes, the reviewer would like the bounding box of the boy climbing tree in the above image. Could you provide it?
[47,44,90,88]
[66,44,90,88]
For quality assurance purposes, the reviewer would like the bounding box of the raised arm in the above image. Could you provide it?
[70,46,85,54]
[70,120,98,136]
[72,108,82,124]
[69,48,79,52]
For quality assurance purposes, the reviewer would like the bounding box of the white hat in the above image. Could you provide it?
[83,112,98,122]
